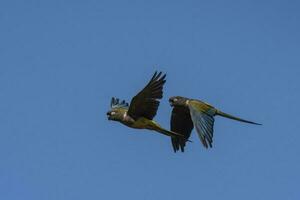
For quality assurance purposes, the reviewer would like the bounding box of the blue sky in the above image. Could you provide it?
[1,0,299,199]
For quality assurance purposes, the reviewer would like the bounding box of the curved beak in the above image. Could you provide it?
[106,111,112,120]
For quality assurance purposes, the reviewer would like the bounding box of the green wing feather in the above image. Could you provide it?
[188,103,215,148]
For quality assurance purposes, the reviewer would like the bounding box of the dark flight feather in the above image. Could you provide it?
[110,97,129,109]
[127,71,166,120]
[170,106,194,152]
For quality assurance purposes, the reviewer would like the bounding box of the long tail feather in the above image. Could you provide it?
[216,110,262,125]
[150,121,192,142]
[156,127,192,142]
[159,128,183,138]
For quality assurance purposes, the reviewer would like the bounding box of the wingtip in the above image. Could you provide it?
[151,71,158,81]
[153,70,166,77]
[110,97,115,107]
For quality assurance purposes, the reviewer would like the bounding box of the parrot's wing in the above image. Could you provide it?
[128,71,166,120]
[170,106,194,152]
[110,97,129,109]
[189,104,215,148]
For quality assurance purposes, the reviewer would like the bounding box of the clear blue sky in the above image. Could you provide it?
[1,1,299,199]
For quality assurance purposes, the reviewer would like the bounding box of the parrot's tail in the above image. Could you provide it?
[216,110,261,125]
[149,120,191,142]
[152,122,191,141]
[158,128,184,138]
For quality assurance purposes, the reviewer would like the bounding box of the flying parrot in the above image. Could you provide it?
[106,72,184,140]
[169,96,261,152]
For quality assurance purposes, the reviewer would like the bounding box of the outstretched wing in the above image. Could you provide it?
[188,102,215,148]
[127,71,166,120]
[110,97,129,109]
[170,106,194,152]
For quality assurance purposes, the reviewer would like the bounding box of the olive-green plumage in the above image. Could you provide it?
[107,72,184,139]
[169,96,261,152]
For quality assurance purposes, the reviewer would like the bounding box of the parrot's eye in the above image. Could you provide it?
[111,111,116,115]
[173,98,178,102]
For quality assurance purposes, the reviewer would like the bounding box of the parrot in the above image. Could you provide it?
[169,96,261,152]
[106,72,184,140]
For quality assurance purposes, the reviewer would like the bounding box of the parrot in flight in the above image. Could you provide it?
[106,72,184,139]
[169,96,261,152]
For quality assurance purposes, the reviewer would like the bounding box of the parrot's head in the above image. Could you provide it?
[106,108,126,122]
[107,97,129,122]
[169,96,189,107]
